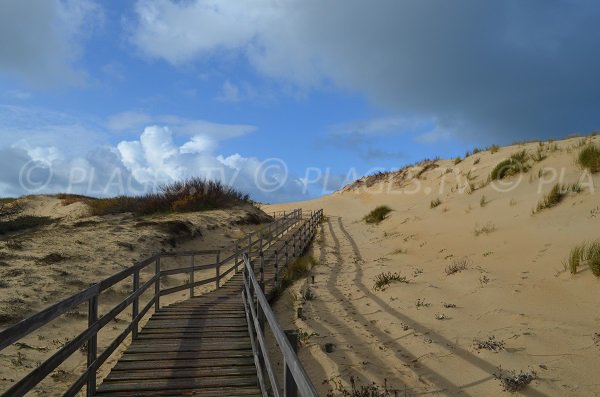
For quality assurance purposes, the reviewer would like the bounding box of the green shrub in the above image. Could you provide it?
[281,255,318,288]
[430,198,442,208]
[373,272,408,291]
[577,144,600,173]
[489,144,500,154]
[363,205,392,224]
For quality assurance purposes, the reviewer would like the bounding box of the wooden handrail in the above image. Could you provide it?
[241,209,323,397]
[0,209,306,397]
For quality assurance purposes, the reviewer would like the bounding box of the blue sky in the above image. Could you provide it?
[1,1,599,202]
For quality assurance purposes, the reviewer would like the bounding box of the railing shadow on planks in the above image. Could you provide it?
[0,208,322,397]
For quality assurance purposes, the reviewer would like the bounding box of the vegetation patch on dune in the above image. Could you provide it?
[564,241,600,276]
[57,178,252,216]
[490,150,530,180]
[280,255,318,290]
[495,368,537,393]
[373,271,408,291]
[534,183,581,213]
[363,205,392,224]
[474,222,496,236]
[577,143,600,173]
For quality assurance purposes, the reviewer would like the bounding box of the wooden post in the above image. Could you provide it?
[155,256,161,311]
[132,269,140,339]
[190,255,195,298]
[87,295,98,397]
[284,330,299,397]
[248,234,252,256]
[216,252,221,289]
[274,249,279,286]
[259,251,265,293]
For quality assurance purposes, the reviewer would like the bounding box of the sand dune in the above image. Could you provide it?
[0,196,268,396]
[266,135,600,396]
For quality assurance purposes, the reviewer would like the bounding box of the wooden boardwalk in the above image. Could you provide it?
[96,225,302,397]
[0,209,321,397]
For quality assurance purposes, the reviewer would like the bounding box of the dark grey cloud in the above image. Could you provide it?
[133,0,600,142]
[0,0,101,85]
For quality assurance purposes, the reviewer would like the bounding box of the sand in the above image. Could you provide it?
[265,136,600,396]
[0,196,268,396]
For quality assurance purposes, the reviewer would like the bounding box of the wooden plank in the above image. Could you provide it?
[112,357,255,371]
[105,366,257,381]
[120,350,254,361]
[97,375,259,392]
[96,386,261,397]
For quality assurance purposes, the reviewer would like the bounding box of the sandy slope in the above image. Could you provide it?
[0,196,268,396]
[266,136,600,396]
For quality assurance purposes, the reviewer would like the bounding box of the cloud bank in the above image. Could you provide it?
[131,0,600,141]
[0,107,311,202]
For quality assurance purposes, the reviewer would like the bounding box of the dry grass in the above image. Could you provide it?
[495,369,537,393]
[57,178,252,216]
[280,255,318,290]
[445,258,470,275]
[474,223,496,236]
[373,272,408,291]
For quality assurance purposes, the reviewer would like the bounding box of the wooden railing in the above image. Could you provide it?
[0,209,305,397]
[242,209,323,397]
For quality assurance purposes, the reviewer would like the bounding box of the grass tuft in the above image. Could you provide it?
[373,272,408,291]
[577,143,600,173]
[430,198,442,209]
[445,258,470,275]
[490,150,530,180]
[474,223,496,236]
[564,241,600,276]
[363,206,392,224]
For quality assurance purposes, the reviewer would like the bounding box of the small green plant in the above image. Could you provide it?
[430,198,442,208]
[577,143,600,173]
[454,157,462,165]
[489,144,500,154]
[474,223,496,236]
[564,241,600,276]
[363,206,392,224]
[480,195,489,207]
[373,272,408,291]
[445,258,470,275]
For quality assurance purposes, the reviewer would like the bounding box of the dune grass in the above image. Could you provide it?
[564,241,600,276]
[534,183,582,213]
[279,255,318,290]
[577,143,600,173]
[57,178,252,216]
[430,198,442,209]
[490,150,530,180]
[363,205,392,224]
[445,258,470,275]
[474,222,496,236]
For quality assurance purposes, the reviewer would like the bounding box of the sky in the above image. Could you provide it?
[1,0,600,203]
